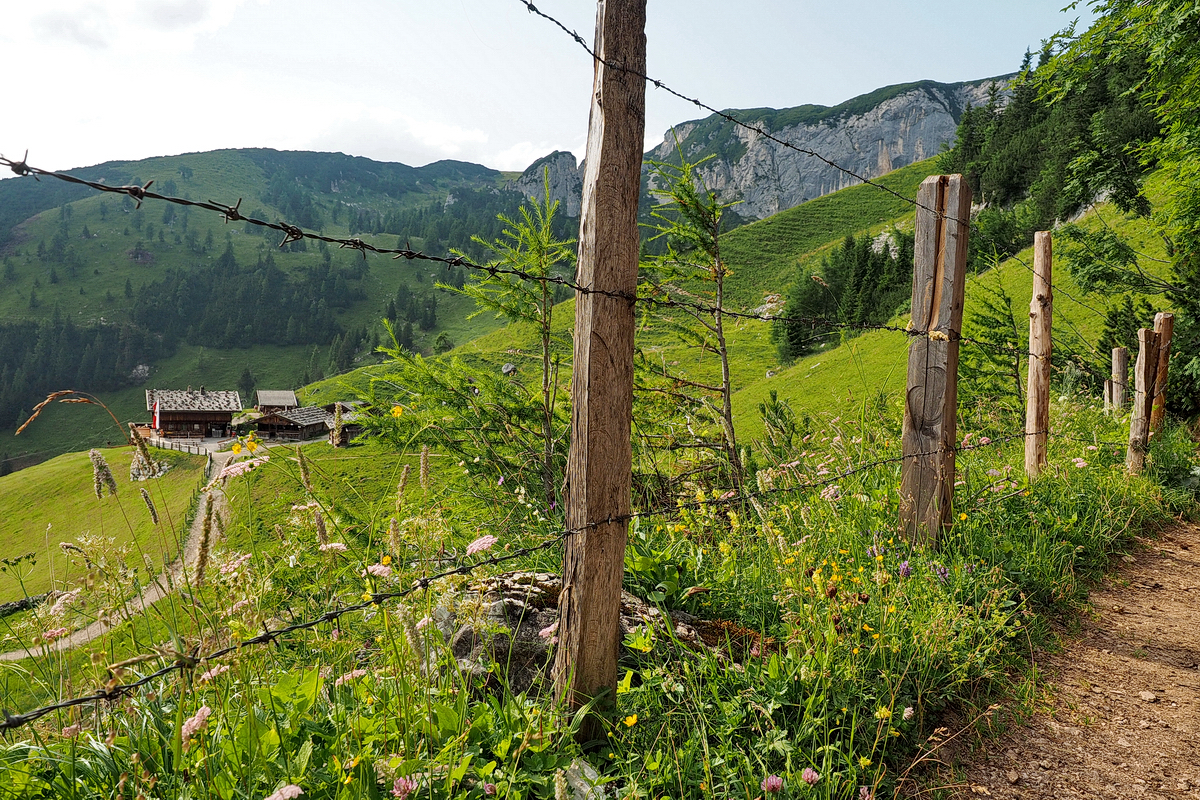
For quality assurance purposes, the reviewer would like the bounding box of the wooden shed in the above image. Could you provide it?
[256,390,299,414]
[147,388,242,439]
[256,406,332,441]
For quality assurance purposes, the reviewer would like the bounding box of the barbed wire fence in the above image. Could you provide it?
[0,2,1151,734]
[0,419,1128,733]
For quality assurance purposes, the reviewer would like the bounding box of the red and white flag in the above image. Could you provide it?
[153,400,160,429]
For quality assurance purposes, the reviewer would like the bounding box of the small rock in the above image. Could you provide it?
[1006,771,1020,785]
[1139,691,1158,702]
[1038,760,1052,770]
[1117,737,1132,747]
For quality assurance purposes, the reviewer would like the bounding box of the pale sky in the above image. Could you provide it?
[0,1,1093,175]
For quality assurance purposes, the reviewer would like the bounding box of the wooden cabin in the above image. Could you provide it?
[256,406,332,441]
[255,390,299,415]
[147,388,242,439]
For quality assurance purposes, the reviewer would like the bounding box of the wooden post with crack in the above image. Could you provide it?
[1149,312,1174,434]
[899,175,972,546]
[1126,327,1160,475]
[553,0,647,743]
[1024,231,1053,478]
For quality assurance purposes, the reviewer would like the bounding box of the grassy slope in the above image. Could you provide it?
[0,447,206,600]
[307,159,1172,453]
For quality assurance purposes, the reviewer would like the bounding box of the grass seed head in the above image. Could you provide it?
[88,449,118,498]
[420,446,429,492]
[139,488,159,524]
[196,494,214,586]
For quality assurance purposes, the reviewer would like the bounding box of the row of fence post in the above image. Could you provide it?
[1102,312,1174,471]
[556,0,1176,741]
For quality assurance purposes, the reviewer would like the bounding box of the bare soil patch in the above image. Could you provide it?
[934,522,1200,799]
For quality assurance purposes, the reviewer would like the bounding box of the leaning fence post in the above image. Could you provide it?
[1024,231,1052,478]
[900,174,972,547]
[1111,346,1129,411]
[1126,328,1160,474]
[554,0,647,743]
[1149,312,1174,433]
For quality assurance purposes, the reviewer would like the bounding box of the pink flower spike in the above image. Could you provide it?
[319,542,347,552]
[416,616,433,631]
[802,767,820,785]
[365,563,392,578]
[199,664,230,682]
[979,436,992,445]
[392,776,419,799]
[264,786,304,800]
[181,705,211,740]
[42,627,70,642]
[61,724,81,738]
[761,774,784,793]
[334,669,367,687]
[465,534,498,557]
[539,621,559,639]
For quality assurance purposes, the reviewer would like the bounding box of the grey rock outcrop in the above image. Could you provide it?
[510,151,584,217]
[515,77,1010,222]
[645,78,1009,219]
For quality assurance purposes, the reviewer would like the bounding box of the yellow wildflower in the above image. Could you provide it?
[624,714,637,727]
[874,707,891,720]
[959,512,967,521]
[391,405,404,418]
[231,442,242,454]
[859,757,871,769]
[381,555,392,566]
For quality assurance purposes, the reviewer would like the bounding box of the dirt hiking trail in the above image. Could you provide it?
[936,521,1200,799]
[0,450,234,662]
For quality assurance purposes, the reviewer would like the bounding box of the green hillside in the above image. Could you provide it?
[0,149,531,468]
[0,446,205,601]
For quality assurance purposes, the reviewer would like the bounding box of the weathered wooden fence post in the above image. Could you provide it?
[900,174,972,546]
[1111,346,1129,411]
[1149,311,1174,433]
[554,0,647,742]
[1024,231,1053,478]
[1126,328,1160,474]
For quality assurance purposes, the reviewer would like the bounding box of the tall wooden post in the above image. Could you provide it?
[1111,347,1129,411]
[1149,312,1174,433]
[554,0,646,741]
[1126,328,1160,474]
[1024,232,1053,478]
[900,175,972,546]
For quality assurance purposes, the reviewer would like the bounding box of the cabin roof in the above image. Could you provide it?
[146,389,243,413]
[256,390,298,408]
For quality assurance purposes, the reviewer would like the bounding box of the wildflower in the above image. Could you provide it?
[761,775,784,793]
[392,777,418,800]
[334,669,367,688]
[484,783,497,796]
[391,405,404,418]
[903,706,914,720]
[898,560,911,579]
[181,705,211,740]
[231,442,242,454]
[860,787,873,800]
[555,770,568,800]
[986,468,1002,477]
[62,723,81,738]
[979,436,992,445]
[365,563,392,578]
[219,552,253,576]
[935,564,950,584]
[49,588,81,617]
[218,456,269,481]
[43,626,70,642]
[539,621,559,643]
[498,475,504,486]
[264,786,305,800]
[859,756,871,769]
[959,512,967,521]
[465,534,498,557]
[623,714,637,727]
[820,484,841,502]
[802,767,820,785]
[199,664,230,682]
[319,542,347,552]
[416,616,433,631]
[874,706,891,720]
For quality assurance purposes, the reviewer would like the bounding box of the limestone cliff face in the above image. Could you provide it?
[513,78,1009,221]
[510,150,584,217]
[644,78,1008,219]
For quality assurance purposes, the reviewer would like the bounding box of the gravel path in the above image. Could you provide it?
[932,522,1200,799]
[0,450,235,662]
